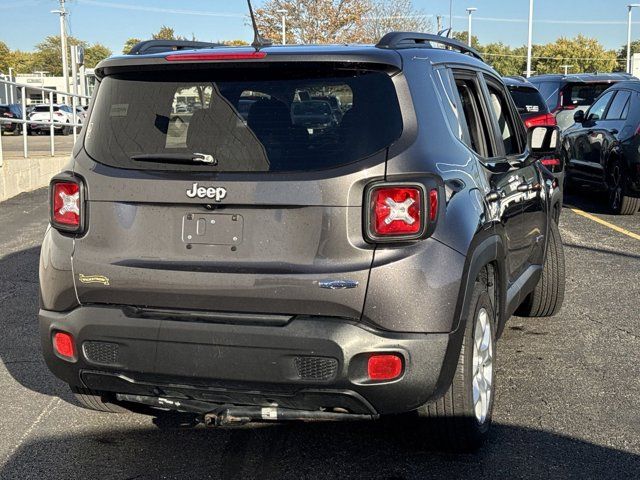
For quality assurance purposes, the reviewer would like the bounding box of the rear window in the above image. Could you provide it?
[508,86,548,115]
[84,65,403,172]
[562,83,612,107]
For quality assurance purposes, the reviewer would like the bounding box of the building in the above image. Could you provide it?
[0,69,96,105]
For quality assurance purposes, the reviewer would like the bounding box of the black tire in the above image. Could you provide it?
[414,282,497,452]
[608,159,640,215]
[517,220,565,317]
[70,386,128,413]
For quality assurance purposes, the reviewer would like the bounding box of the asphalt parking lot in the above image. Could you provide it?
[0,188,638,479]
[0,133,75,158]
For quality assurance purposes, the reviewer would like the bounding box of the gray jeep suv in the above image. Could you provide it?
[39,33,565,451]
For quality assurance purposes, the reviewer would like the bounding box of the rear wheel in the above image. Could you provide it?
[517,220,565,317]
[414,281,496,452]
[70,386,127,413]
[608,160,640,215]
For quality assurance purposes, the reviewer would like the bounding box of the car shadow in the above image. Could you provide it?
[0,245,76,404]
[563,191,613,215]
[1,420,639,479]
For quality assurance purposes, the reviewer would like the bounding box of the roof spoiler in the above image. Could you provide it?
[127,40,222,55]
[376,32,484,61]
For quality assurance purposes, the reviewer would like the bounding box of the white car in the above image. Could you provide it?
[28,104,82,135]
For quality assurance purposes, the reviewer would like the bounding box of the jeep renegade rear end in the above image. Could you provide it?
[39,34,565,451]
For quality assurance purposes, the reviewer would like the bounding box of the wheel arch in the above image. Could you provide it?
[428,233,507,402]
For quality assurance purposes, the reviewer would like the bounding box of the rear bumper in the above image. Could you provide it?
[40,306,461,415]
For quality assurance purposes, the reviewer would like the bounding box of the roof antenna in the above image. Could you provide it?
[437,27,452,38]
[247,0,273,51]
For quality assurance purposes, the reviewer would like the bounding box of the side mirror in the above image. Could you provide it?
[573,110,585,123]
[527,125,560,159]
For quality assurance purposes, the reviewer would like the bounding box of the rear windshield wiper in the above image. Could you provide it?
[131,153,217,166]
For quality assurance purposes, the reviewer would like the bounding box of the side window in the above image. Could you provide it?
[452,74,494,158]
[486,84,523,156]
[536,82,560,110]
[434,68,471,146]
[587,91,615,121]
[604,91,631,120]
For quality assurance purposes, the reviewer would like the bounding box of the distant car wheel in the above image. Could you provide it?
[517,220,565,317]
[413,280,496,452]
[608,160,640,215]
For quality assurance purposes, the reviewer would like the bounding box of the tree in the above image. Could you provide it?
[84,43,112,68]
[360,0,432,43]
[533,35,618,75]
[122,38,141,54]
[452,30,480,49]
[153,26,178,40]
[220,40,250,46]
[616,39,640,72]
[255,0,370,44]
[482,43,524,76]
[0,41,11,73]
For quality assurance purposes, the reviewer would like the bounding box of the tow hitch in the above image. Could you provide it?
[204,406,375,426]
[116,394,376,425]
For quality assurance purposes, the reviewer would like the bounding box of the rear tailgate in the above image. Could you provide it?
[71,58,405,320]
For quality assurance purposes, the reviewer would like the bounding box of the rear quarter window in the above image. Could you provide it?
[84,65,403,173]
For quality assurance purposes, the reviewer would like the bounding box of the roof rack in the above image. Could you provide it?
[127,40,222,55]
[376,32,484,61]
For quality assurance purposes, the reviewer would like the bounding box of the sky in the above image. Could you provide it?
[1,0,640,55]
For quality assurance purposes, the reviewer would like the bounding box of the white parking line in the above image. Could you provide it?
[3,396,61,464]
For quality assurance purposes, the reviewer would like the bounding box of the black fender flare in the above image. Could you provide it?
[428,232,507,403]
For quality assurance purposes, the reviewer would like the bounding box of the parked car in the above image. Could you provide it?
[562,81,640,214]
[27,104,77,135]
[0,104,23,135]
[529,73,638,132]
[504,76,563,220]
[291,100,338,130]
[39,35,565,452]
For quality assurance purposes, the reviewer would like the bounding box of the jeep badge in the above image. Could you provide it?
[186,183,227,202]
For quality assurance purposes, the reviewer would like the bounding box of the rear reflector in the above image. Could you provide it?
[368,354,403,381]
[51,181,80,230]
[53,332,75,360]
[371,186,422,236]
[429,189,438,222]
[166,51,267,62]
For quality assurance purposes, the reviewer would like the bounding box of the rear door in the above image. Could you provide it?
[71,62,405,320]
[483,74,546,277]
[566,90,616,184]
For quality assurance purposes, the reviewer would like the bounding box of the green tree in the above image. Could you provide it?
[122,38,141,54]
[84,43,112,68]
[452,30,480,50]
[152,25,177,40]
[482,42,524,76]
[616,39,640,71]
[533,35,618,75]
[0,41,11,73]
[220,40,250,46]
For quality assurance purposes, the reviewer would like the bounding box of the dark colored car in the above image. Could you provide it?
[291,100,338,130]
[529,73,638,132]
[39,34,565,451]
[0,104,23,135]
[504,76,563,220]
[562,81,640,214]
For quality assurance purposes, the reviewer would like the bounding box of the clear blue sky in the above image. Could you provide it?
[1,0,640,54]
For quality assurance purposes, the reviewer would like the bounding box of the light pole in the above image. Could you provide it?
[449,0,454,30]
[627,4,640,74]
[466,8,477,46]
[51,0,69,102]
[560,64,573,75]
[276,9,287,45]
[526,0,534,78]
